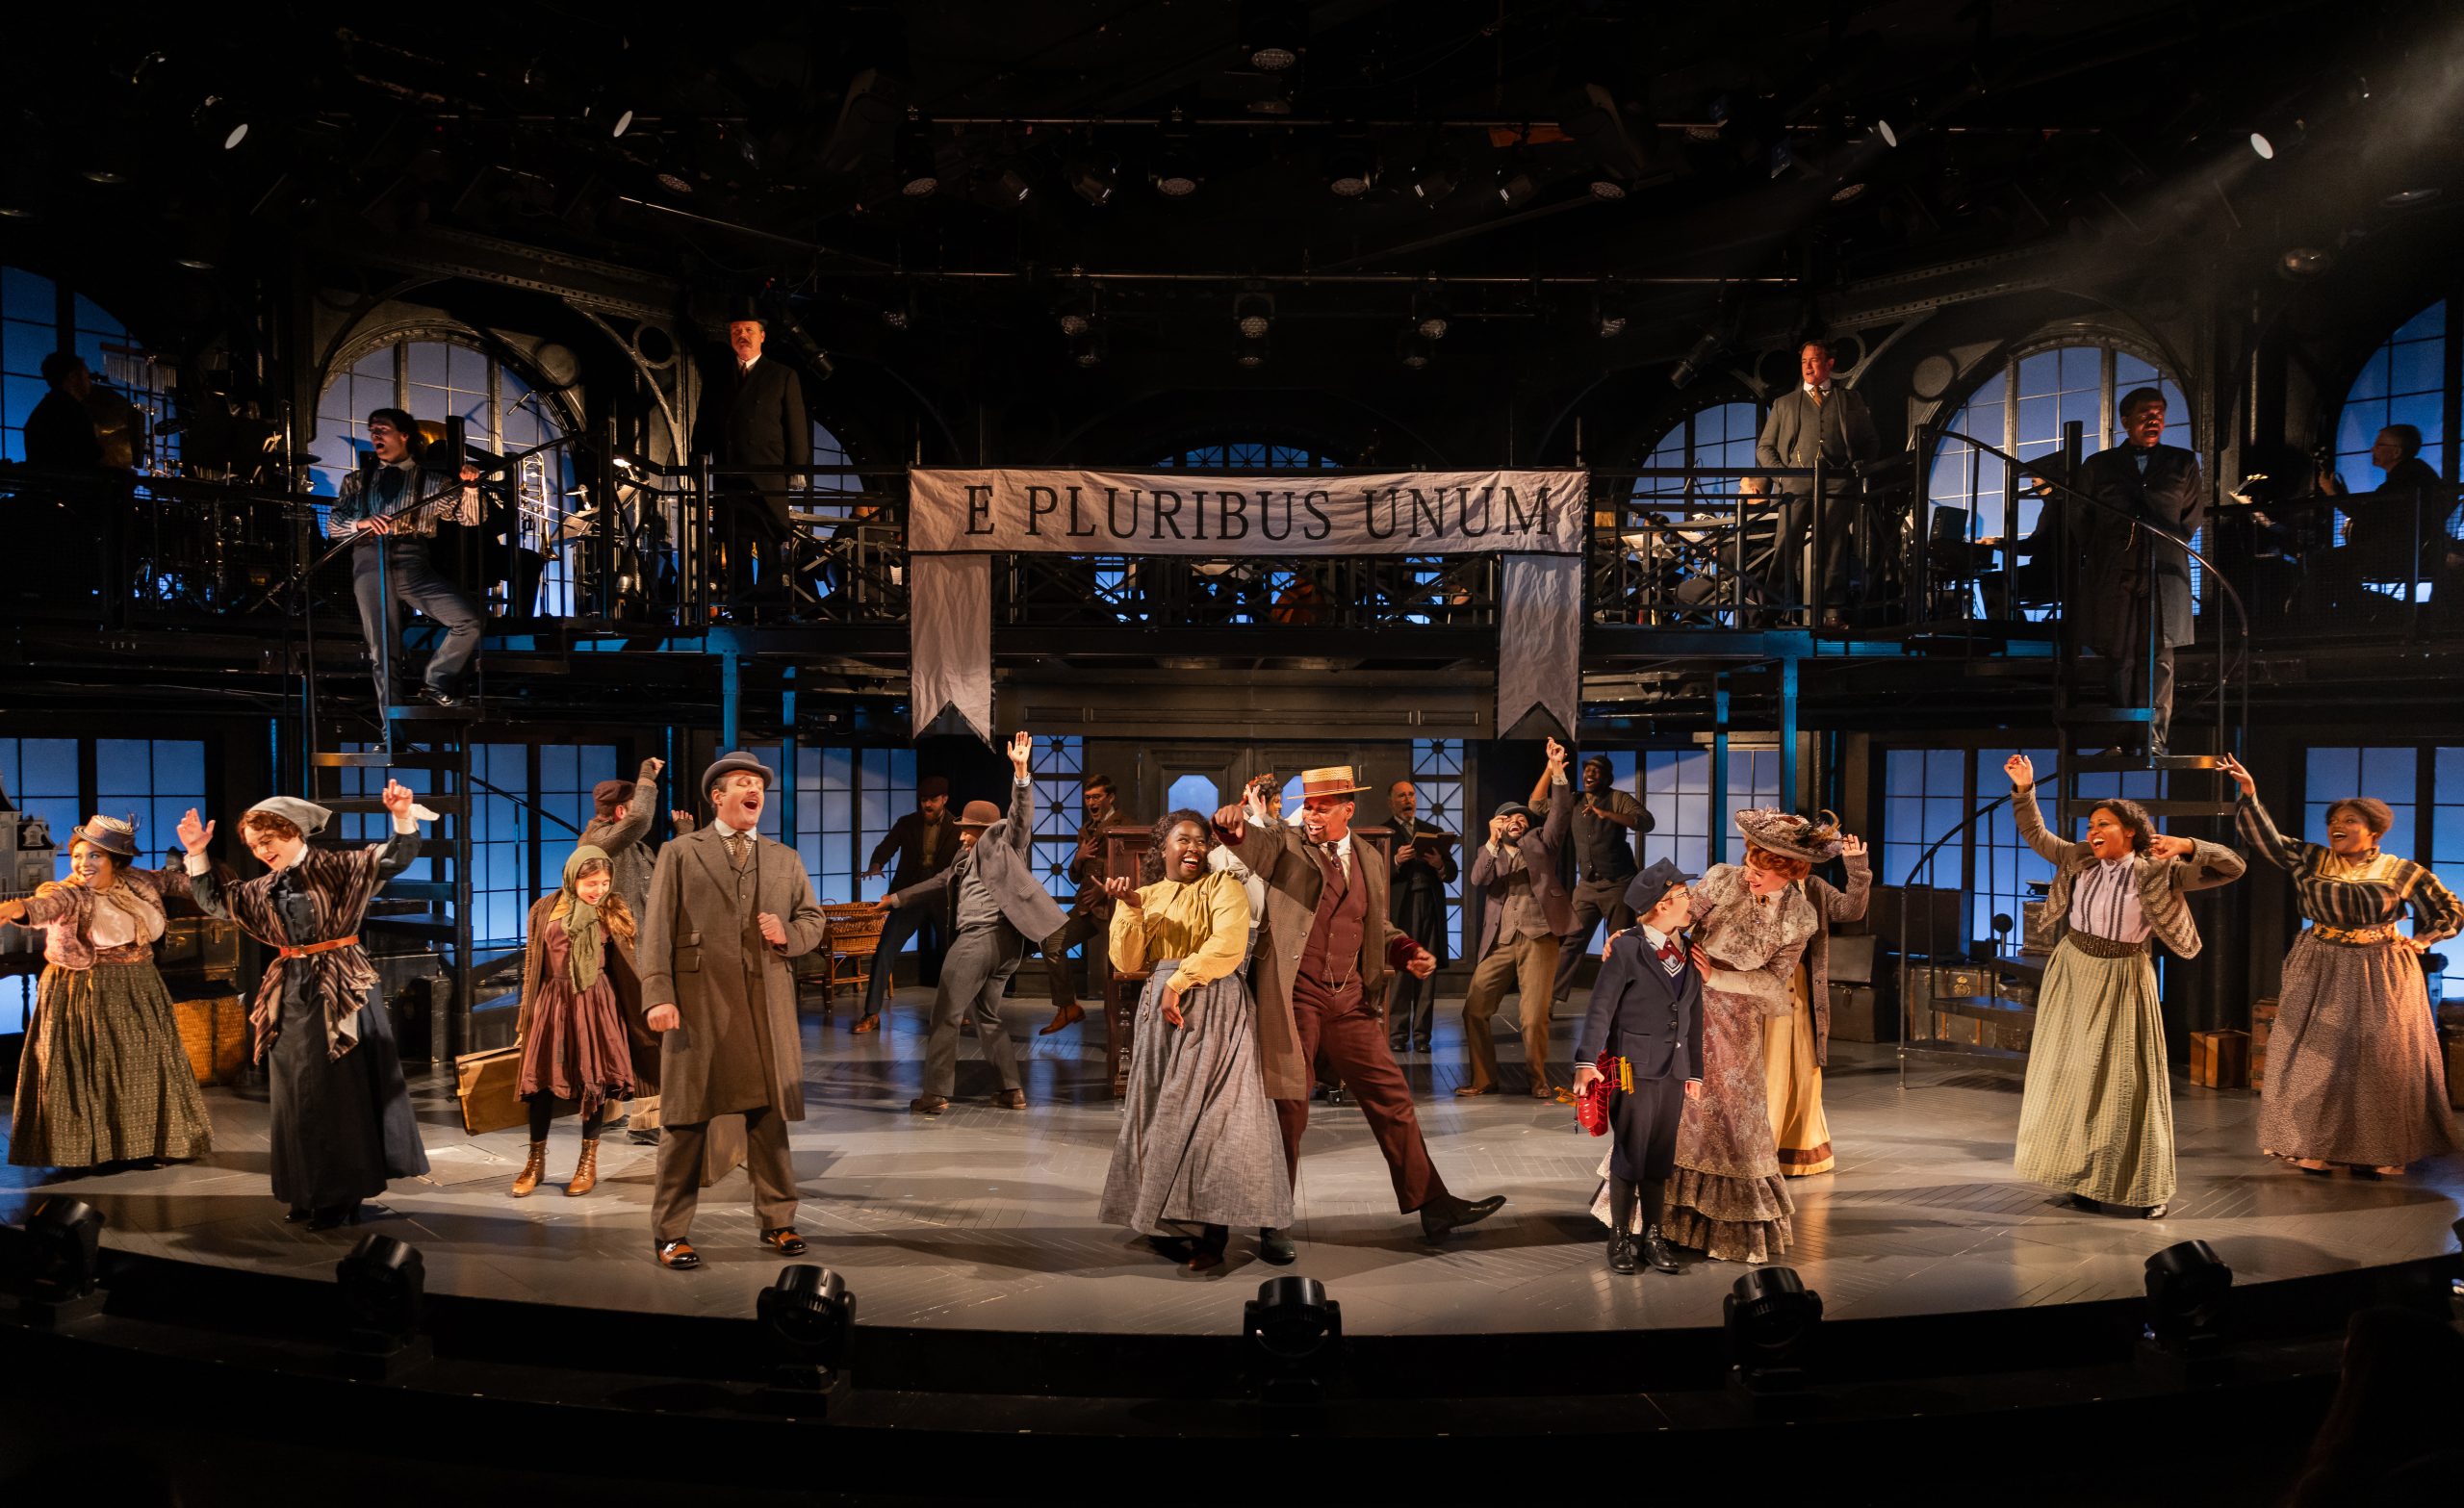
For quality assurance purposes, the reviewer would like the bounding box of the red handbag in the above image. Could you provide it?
[1576,1052,1629,1136]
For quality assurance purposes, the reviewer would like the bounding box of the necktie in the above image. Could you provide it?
[1810,386,1826,408]
[725,831,751,868]
[1319,841,1346,886]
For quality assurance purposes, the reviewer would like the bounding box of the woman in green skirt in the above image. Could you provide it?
[1,815,215,1169]
[2003,755,2244,1218]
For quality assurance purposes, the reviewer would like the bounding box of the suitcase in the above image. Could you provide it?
[2020,901,2055,956]
[157,916,244,977]
[2251,998,2278,1087]
[454,1044,527,1135]
[1829,983,1885,1042]
[171,994,248,1086]
[2190,1029,2250,1089]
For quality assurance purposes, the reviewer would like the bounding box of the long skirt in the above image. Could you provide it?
[517,973,636,1121]
[1662,980,1794,1263]
[1764,962,1835,1176]
[2014,937,2173,1207]
[269,979,430,1211]
[9,961,212,1169]
[1098,958,1294,1237]
[2257,933,2460,1168]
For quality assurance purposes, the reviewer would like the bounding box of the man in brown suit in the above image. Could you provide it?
[637,751,830,1271]
[1215,766,1506,1265]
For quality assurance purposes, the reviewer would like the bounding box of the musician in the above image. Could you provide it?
[329,408,485,709]
[1755,339,1882,624]
[2307,424,2455,613]
[23,353,103,469]
[691,310,812,611]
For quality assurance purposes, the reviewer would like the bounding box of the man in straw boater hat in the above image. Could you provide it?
[1215,764,1506,1262]
[876,732,1064,1114]
[636,750,829,1270]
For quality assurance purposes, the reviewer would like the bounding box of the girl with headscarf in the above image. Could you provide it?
[510,845,653,1196]
[1,815,215,1169]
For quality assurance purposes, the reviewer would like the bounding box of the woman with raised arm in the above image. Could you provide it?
[1658,810,1867,1264]
[179,784,433,1229]
[1098,809,1291,1271]
[509,845,651,1197]
[2003,754,2245,1218]
[2217,754,2460,1178]
[1,816,215,1170]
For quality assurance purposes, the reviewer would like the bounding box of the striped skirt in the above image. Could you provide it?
[2257,932,2460,1168]
[10,961,213,1169]
[2014,935,2173,1207]
[1099,959,1294,1237]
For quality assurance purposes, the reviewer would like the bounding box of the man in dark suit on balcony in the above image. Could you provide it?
[2075,387,2205,754]
[692,309,811,609]
[1756,339,1882,624]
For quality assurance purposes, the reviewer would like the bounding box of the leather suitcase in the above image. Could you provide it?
[454,1045,527,1135]
[1828,983,1885,1042]
[171,994,248,1086]
[2190,1029,2249,1089]
[157,916,243,977]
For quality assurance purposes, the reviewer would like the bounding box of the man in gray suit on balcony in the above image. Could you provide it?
[1756,339,1882,625]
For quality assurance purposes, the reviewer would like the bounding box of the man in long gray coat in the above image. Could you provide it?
[637,751,829,1271]
[878,731,1065,1113]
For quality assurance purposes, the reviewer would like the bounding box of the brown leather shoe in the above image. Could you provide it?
[851,1014,881,1035]
[994,1087,1027,1110]
[655,1240,700,1270]
[759,1227,808,1255]
[564,1138,599,1196]
[1039,1002,1086,1035]
[1453,1083,1499,1098]
[510,1139,547,1197]
[909,1094,949,1116]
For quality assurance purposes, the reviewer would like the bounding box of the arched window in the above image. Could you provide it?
[2332,299,2451,491]
[1126,439,1351,625]
[312,335,582,614]
[1928,343,2189,545]
[0,265,176,467]
[1630,399,1762,512]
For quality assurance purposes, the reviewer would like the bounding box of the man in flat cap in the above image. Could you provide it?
[1460,736,1578,1101]
[636,750,829,1270]
[878,732,1061,1113]
[856,774,962,1032]
[1575,858,1703,1275]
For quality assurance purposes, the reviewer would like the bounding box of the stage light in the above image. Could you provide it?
[2277,246,2334,280]
[1070,330,1106,368]
[1588,173,1629,201]
[1399,328,1434,370]
[2143,1240,2232,1353]
[1241,2,1307,71]
[1414,291,1450,342]
[1235,333,1270,368]
[896,123,938,198]
[1056,295,1092,337]
[608,109,634,140]
[1597,309,1627,340]
[192,95,251,151]
[1065,149,1120,207]
[2248,132,2274,160]
[335,1233,424,1355]
[1874,119,1899,149]
[990,160,1035,205]
[1235,289,1274,340]
[1494,164,1539,207]
[21,1198,103,1301]
[1325,141,1377,197]
[1724,1266,1822,1391]
[1150,144,1202,197]
[1409,146,1461,206]
[2382,187,2440,209]
[757,1264,857,1377]
[1671,328,1727,388]
[654,170,695,196]
[1244,1275,1342,1405]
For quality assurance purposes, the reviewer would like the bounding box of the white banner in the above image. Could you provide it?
[909,553,992,743]
[908,469,1586,555]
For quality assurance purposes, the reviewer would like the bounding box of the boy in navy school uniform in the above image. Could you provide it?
[1574,857,1705,1275]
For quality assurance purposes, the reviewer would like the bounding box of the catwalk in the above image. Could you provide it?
[5,999,2457,1336]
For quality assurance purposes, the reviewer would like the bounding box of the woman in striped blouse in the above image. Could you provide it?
[2004,755,2246,1218]
[2219,754,2460,1177]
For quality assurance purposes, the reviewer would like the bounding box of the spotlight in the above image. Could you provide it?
[990,161,1034,205]
[1874,119,1899,149]
[2382,187,2440,209]
[1241,2,1307,71]
[2277,245,2334,280]
[757,1264,857,1390]
[1150,140,1203,197]
[21,1197,104,1302]
[335,1233,425,1357]
[1598,311,1628,340]
[1235,333,1270,368]
[1724,1266,1822,1392]
[609,108,634,140]
[1245,78,1296,116]
[1065,149,1120,207]
[2143,1240,2233,1354]
[1409,146,1461,205]
[1244,1275,1342,1406]
[1494,164,1539,207]
[1829,180,1868,204]
[654,170,695,196]
[1056,293,1093,337]
[1234,289,1274,340]
[896,123,938,198]
[1670,328,1726,388]
[2248,132,2274,160]
[1399,327,1434,370]
[1070,330,1106,368]
[1413,292,1450,342]
[192,95,251,151]
[1325,141,1377,197]
[1588,173,1629,201]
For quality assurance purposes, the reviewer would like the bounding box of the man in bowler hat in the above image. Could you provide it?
[1575,858,1704,1274]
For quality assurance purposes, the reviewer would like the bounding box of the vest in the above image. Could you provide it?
[1298,846,1369,988]
[1575,801,1637,884]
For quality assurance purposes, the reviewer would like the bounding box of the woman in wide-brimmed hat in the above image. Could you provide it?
[1,814,216,1170]
[1658,808,1867,1264]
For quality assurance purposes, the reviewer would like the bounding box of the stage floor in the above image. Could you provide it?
[7,996,2460,1337]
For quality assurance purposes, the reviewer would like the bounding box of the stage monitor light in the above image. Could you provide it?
[1724,1266,1822,1390]
[22,1197,104,1300]
[1065,150,1120,207]
[335,1233,424,1352]
[2144,1239,2232,1352]
[1245,1275,1342,1405]
[1234,290,1274,340]
[1325,142,1377,198]
[757,1264,858,1368]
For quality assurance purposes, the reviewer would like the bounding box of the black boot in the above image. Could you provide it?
[1259,1227,1296,1265]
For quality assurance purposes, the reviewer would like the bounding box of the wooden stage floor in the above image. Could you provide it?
[7,995,2460,1338]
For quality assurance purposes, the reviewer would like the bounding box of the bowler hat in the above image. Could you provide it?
[1625,857,1696,917]
[1734,807,1844,863]
[701,751,778,799]
[955,799,1003,829]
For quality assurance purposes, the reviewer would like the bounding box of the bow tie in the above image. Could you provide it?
[1656,938,1681,962]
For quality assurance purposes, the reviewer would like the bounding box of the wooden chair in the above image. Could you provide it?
[810,903,888,1016]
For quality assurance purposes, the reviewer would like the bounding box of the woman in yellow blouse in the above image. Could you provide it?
[1097,809,1295,1270]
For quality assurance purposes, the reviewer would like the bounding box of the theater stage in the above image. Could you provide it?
[5,998,2460,1339]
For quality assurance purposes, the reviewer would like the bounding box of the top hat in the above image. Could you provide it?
[1296,766,1367,800]
[1733,807,1845,864]
[72,814,140,859]
[955,799,1003,829]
